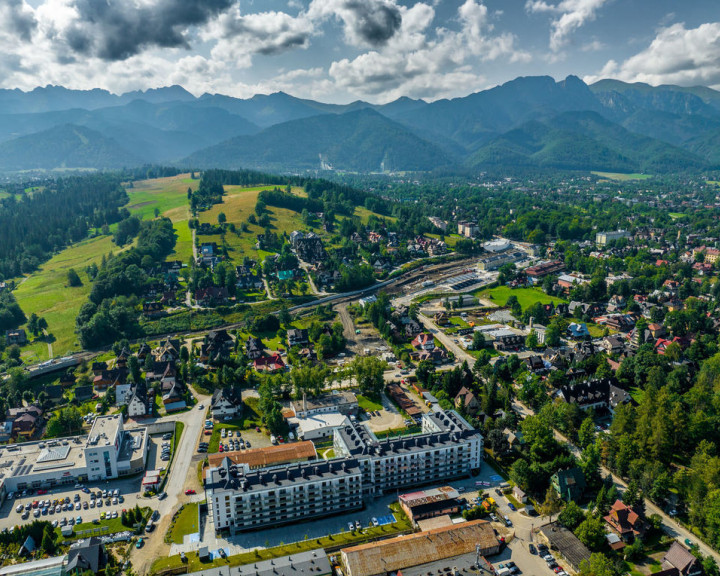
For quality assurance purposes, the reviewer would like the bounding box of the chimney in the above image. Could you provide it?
[529,317,534,330]
[303,392,307,415]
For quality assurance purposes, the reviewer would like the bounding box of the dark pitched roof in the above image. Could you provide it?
[67,537,107,574]
[664,542,701,575]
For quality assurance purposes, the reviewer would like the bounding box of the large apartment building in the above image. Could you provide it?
[205,409,483,534]
[333,409,483,496]
[206,458,363,532]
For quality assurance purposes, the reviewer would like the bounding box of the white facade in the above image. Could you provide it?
[207,459,363,532]
[289,412,349,441]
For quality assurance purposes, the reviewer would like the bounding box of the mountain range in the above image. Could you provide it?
[4,76,720,174]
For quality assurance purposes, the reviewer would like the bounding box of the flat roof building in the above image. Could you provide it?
[341,520,499,576]
[538,522,592,572]
[288,412,350,441]
[0,415,146,495]
[205,409,483,534]
[206,457,363,532]
[290,391,358,419]
[184,551,331,576]
[399,486,463,525]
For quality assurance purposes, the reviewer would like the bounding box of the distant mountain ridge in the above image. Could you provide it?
[2,76,720,173]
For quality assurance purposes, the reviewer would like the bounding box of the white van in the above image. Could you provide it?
[270,435,277,445]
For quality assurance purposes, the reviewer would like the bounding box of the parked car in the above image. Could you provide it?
[185,489,196,495]
[158,492,167,500]
[508,503,516,511]
[372,517,379,527]
[136,538,144,549]
[529,544,537,555]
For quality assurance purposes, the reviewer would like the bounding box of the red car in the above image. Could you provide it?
[37,489,48,495]
[184,489,196,495]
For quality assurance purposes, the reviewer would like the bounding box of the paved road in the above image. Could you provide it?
[417,312,477,366]
[131,387,211,574]
[512,400,720,565]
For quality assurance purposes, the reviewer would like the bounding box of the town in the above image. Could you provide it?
[0,167,719,576]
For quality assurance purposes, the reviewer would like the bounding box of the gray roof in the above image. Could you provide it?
[539,522,591,570]
[186,550,331,576]
[206,456,361,492]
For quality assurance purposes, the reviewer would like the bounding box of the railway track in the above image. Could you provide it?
[17,257,477,376]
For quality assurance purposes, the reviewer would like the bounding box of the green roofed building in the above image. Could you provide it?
[551,467,586,502]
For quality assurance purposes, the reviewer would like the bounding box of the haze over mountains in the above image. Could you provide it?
[4,76,720,174]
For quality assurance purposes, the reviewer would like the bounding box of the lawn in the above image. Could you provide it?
[591,171,653,181]
[14,234,133,359]
[168,502,199,544]
[448,316,470,328]
[151,503,412,575]
[126,174,199,263]
[357,395,383,412]
[475,286,566,309]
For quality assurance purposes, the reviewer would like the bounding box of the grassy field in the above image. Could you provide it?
[151,503,412,575]
[14,235,132,359]
[592,171,652,181]
[126,174,199,263]
[475,286,566,309]
[357,394,383,412]
[669,213,688,219]
[195,185,314,265]
[168,503,199,544]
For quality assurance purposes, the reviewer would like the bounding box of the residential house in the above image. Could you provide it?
[210,386,244,420]
[412,333,435,351]
[602,336,626,354]
[405,319,423,337]
[197,329,234,363]
[287,328,309,348]
[524,355,546,373]
[603,500,646,543]
[162,382,187,412]
[418,347,448,364]
[245,336,264,360]
[648,323,666,339]
[59,371,76,388]
[75,385,94,402]
[454,387,480,413]
[551,467,586,502]
[662,542,703,576]
[5,329,27,345]
[254,354,286,373]
[567,322,590,339]
[66,537,108,576]
[142,302,164,317]
[154,338,181,362]
[127,381,150,418]
[557,378,632,414]
[195,286,229,306]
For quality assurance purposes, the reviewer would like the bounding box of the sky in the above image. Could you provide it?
[1,0,720,103]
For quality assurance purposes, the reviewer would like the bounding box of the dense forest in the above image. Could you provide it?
[76,218,176,347]
[0,174,128,279]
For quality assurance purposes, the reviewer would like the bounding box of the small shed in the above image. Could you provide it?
[513,486,527,503]
[198,546,210,562]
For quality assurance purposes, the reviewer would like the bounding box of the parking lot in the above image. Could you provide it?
[146,431,176,471]
[0,474,148,532]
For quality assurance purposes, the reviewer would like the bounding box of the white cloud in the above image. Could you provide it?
[584,22,720,88]
[207,8,314,65]
[328,0,529,102]
[526,0,608,52]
